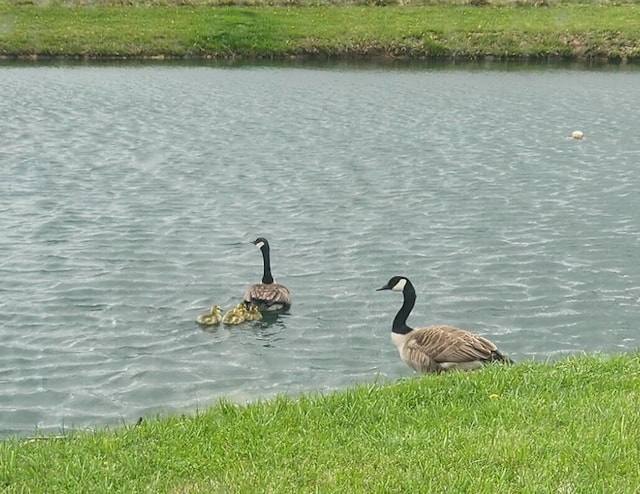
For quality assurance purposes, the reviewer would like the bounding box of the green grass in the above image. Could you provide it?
[0,3,640,59]
[2,353,640,492]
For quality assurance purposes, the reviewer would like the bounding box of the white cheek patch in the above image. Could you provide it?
[392,278,407,292]
[255,241,265,249]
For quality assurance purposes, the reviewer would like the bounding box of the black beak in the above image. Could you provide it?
[376,285,390,291]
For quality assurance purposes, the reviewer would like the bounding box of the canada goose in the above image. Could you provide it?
[222,303,248,325]
[244,304,263,321]
[196,305,222,326]
[377,276,513,373]
[244,237,292,311]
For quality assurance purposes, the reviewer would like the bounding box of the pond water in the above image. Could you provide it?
[1,61,640,437]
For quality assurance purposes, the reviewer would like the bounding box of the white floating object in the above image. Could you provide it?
[572,130,584,140]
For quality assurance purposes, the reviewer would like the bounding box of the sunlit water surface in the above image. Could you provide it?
[2,61,640,436]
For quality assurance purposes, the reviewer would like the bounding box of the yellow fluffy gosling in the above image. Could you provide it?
[222,303,248,325]
[196,305,222,326]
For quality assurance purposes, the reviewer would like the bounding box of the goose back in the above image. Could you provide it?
[394,324,512,373]
[244,283,291,311]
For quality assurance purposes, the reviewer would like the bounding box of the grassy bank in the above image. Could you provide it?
[1,2,640,60]
[2,353,640,492]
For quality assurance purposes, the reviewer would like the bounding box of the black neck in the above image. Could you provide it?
[261,245,274,284]
[392,282,415,335]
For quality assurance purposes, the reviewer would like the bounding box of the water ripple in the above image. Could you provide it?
[1,64,640,436]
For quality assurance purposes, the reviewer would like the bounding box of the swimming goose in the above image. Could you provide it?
[243,237,292,311]
[196,305,222,326]
[377,276,513,373]
[222,303,248,325]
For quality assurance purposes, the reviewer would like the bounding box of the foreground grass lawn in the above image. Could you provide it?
[0,3,640,59]
[1,353,640,492]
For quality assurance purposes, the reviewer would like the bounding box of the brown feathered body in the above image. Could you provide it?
[392,324,511,373]
[244,283,291,311]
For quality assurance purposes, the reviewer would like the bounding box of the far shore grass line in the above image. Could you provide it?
[2,353,640,492]
[1,3,640,61]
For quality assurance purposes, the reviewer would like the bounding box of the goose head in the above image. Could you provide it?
[251,237,269,250]
[376,276,409,293]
